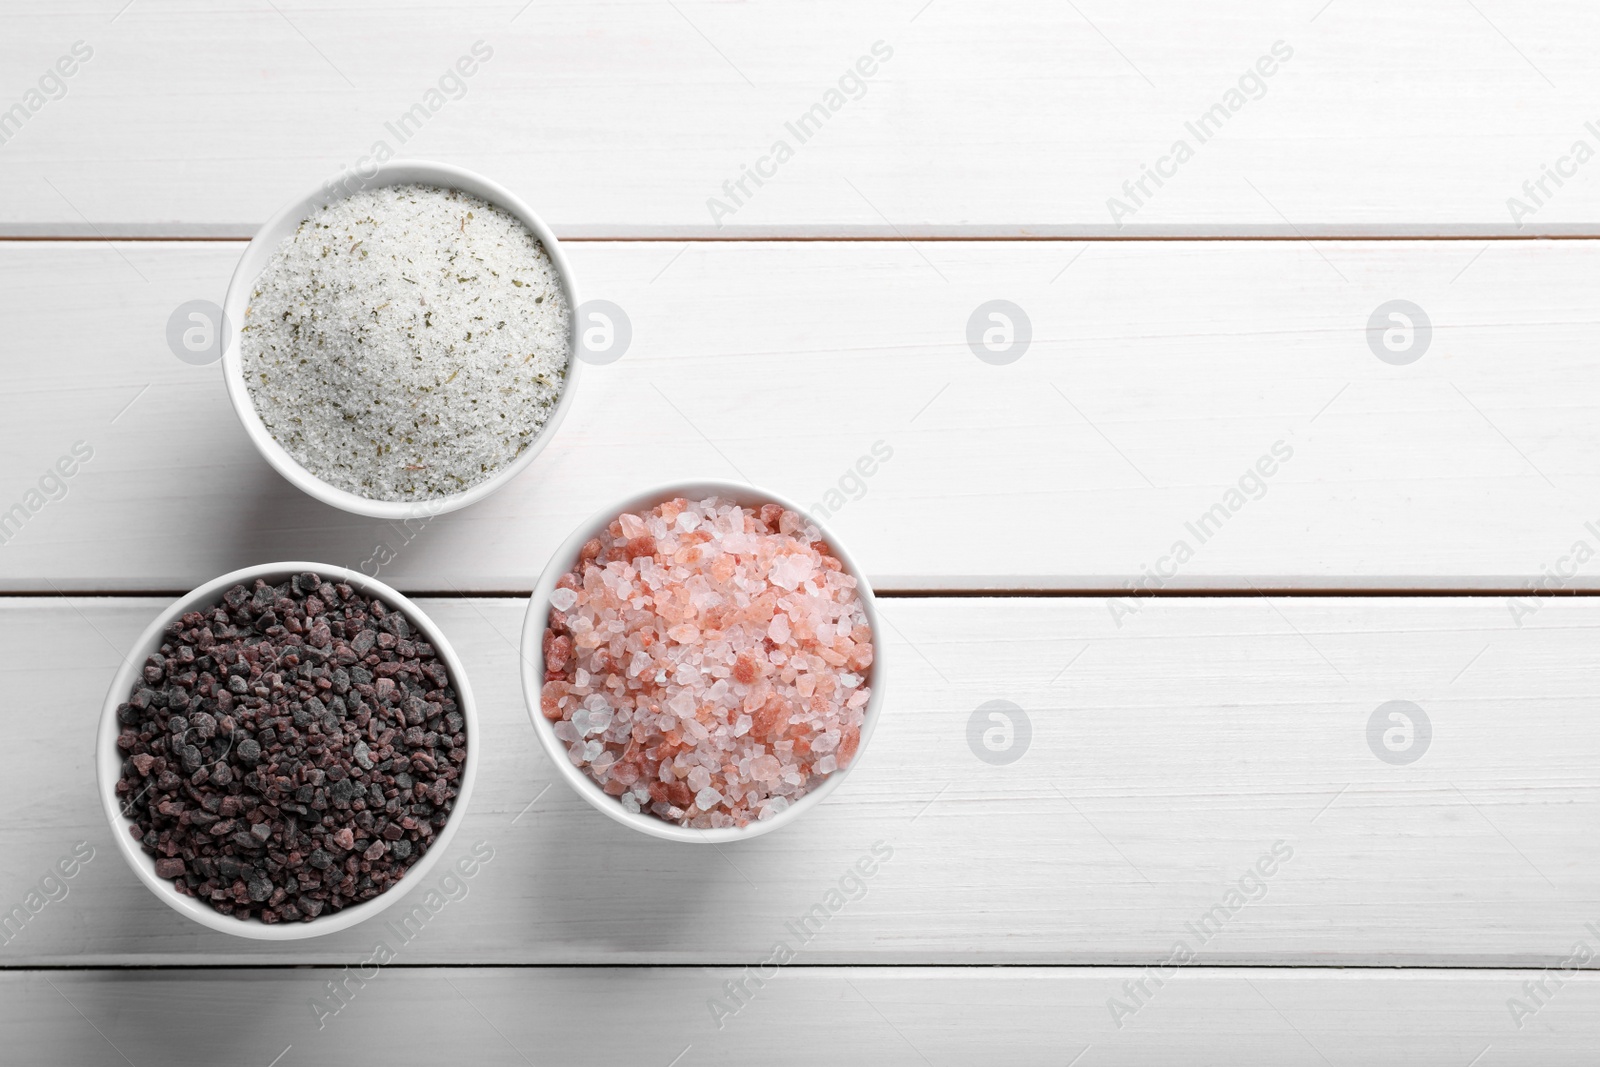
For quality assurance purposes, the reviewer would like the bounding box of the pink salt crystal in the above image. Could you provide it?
[838,727,861,766]
[541,495,874,829]
[543,632,572,674]
[540,681,566,720]
[751,696,788,739]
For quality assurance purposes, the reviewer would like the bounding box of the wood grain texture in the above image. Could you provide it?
[4,239,1600,592]
[4,967,1597,1066]
[7,0,1596,1051]
[3,1,1600,236]
[5,596,1598,967]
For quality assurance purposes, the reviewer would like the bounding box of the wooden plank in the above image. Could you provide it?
[5,595,1599,966]
[3,967,1597,1065]
[4,239,1600,592]
[4,1,1600,236]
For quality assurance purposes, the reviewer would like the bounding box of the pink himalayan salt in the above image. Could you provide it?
[541,496,874,829]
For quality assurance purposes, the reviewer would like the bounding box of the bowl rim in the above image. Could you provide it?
[96,561,480,941]
[519,478,885,844]
[220,158,583,520]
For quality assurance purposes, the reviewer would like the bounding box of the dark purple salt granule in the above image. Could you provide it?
[114,572,467,923]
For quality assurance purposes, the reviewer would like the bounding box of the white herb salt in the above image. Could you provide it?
[242,183,571,501]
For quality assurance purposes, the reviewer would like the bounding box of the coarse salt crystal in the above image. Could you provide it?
[541,495,874,829]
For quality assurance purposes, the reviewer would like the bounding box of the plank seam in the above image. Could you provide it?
[6,233,1600,243]
[0,589,1592,600]
[4,963,1598,972]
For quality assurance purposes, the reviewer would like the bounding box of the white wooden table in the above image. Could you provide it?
[4,1,1600,1063]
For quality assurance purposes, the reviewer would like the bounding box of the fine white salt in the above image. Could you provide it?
[241,183,571,501]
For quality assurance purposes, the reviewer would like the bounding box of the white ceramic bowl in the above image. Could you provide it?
[520,480,885,843]
[97,562,479,940]
[221,160,582,519]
